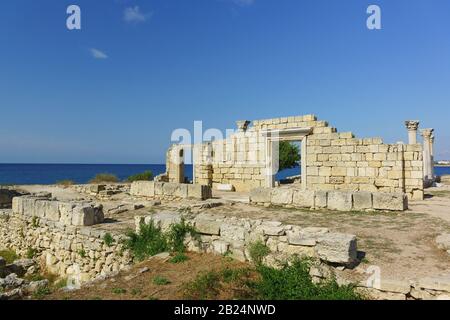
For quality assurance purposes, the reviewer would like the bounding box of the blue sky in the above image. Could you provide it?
[0,0,449,163]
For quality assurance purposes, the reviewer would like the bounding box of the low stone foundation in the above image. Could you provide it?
[0,210,132,284]
[12,194,104,227]
[135,212,358,266]
[130,181,212,201]
[250,187,408,211]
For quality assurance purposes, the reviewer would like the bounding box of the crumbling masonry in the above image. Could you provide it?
[163,115,430,201]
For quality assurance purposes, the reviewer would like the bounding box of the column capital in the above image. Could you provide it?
[405,120,420,131]
[420,128,434,139]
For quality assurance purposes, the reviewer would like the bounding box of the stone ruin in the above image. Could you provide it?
[159,115,437,210]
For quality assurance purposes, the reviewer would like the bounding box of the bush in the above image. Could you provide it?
[56,180,75,186]
[248,241,270,265]
[0,249,18,264]
[26,247,38,259]
[169,253,189,264]
[167,219,198,253]
[125,219,199,261]
[125,221,169,261]
[252,257,362,300]
[103,233,115,247]
[183,271,222,300]
[127,171,153,182]
[89,173,118,184]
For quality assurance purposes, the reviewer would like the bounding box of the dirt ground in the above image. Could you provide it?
[44,252,251,300]
[16,183,450,286]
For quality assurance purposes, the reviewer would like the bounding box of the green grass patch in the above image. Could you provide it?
[112,287,127,294]
[248,241,270,265]
[169,252,189,264]
[0,249,18,264]
[153,276,171,286]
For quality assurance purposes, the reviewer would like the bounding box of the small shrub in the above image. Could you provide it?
[125,221,169,261]
[103,233,115,247]
[153,276,171,286]
[89,173,119,184]
[78,249,86,258]
[127,171,153,182]
[54,278,68,289]
[167,218,199,253]
[248,241,270,265]
[56,179,75,186]
[112,287,127,294]
[32,285,51,299]
[252,257,362,300]
[169,252,189,264]
[26,247,38,259]
[31,216,39,228]
[131,288,142,296]
[183,271,222,300]
[0,249,19,264]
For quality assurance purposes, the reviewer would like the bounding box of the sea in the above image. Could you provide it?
[0,164,305,185]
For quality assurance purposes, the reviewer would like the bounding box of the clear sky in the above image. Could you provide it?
[0,0,449,164]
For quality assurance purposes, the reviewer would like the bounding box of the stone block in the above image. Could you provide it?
[270,188,293,205]
[154,182,164,195]
[148,212,182,232]
[315,232,357,265]
[71,205,94,226]
[249,187,271,203]
[436,234,450,251]
[195,218,221,235]
[352,192,373,210]
[314,191,328,208]
[174,184,189,198]
[212,240,230,255]
[327,191,353,211]
[415,275,450,292]
[372,192,408,211]
[260,221,285,236]
[187,184,212,200]
[292,190,315,208]
[162,182,178,196]
[130,181,155,197]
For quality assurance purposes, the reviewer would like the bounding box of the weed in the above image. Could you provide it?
[31,216,39,228]
[248,241,270,265]
[112,287,127,294]
[0,249,18,264]
[103,233,115,247]
[26,247,38,259]
[78,249,86,258]
[125,221,169,261]
[169,252,189,264]
[153,276,171,286]
[32,285,51,299]
[167,218,198,253]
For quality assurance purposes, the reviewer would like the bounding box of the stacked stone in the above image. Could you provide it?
[12,195,104,227]
[130,181,212,201]
[0,211,131,284]
[135,212,358,267]
[306,130,423,200]
[249,187,408,211]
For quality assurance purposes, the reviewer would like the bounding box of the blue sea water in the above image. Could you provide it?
[0,164,449,185]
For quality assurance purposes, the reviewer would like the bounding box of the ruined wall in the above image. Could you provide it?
[0,210,131,283]
[166,114,424,199]
[135,211,358,266]
[130,181,212,201]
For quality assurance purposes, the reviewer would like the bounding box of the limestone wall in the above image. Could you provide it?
[130,181,212,201]
[165,114,424,199]
[12,194,104,227]
[250,187,408,211]
[0,210,131,284]
[135,212,358,266]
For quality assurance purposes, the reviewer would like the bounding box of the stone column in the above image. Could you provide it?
[420,128,434,182]
[430,134,435,178]
[405,120,420,144]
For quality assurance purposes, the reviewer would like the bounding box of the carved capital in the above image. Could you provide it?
[405,120,420,131]
[420,128,434,139]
